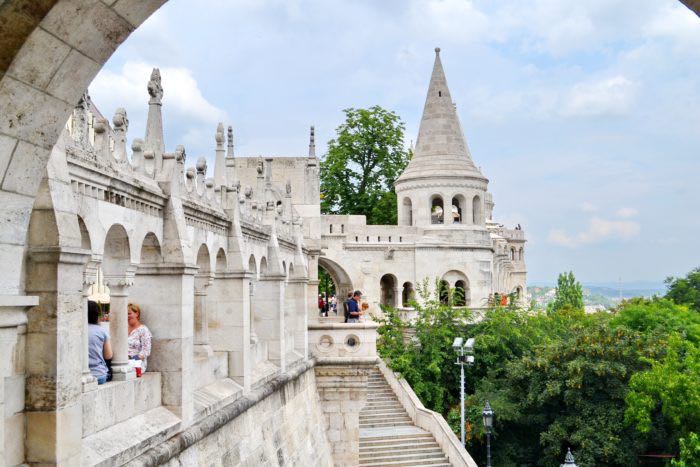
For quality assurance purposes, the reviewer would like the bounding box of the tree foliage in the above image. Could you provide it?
[320,106,410,225]
[376,270,700,467]
[548,271,584,314]
[665,267,700,312]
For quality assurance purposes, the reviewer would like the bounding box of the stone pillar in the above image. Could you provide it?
[129,264,196,424]
[0,295,37,467]
[308,279,320,324]
[208,272,252,393]
[81,260,100,392]
[255,274,286,371]
[104,273,136,381]
[24,247,90,465]
[193,273,213,357]
[315,364,371,467]
[288,277,309,359]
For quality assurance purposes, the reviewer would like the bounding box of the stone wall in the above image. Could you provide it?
[130,362,333,467]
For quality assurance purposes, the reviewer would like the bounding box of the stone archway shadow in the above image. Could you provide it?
[318,256,353,298]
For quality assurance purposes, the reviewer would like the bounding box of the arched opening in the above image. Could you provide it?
[472,195,482,224]
[78,216,92,251]
[454,280,467,306]
[401,282,414,307]
[510,247,516,261]
[194,244,212,355]
[451,196,463,224]
[402,197,413,226]
[431,195,444,224]
[380,274,398,308]
[259,256,268,275]
[438,280,450,305]
[140,232,163,265]
[216,248,227,272]
[329,224,333,234]
[519,247,524,262]
[248,254,257,276]
[317,257,353,318]
[442,270,471,307]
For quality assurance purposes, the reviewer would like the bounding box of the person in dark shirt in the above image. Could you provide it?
[343,292,352,323]
[347,290,363,323]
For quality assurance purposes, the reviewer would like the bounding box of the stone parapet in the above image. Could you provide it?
[308,321,379,364]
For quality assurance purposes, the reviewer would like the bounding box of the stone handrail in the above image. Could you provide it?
[308,321,379,365]
[377,359,478,467]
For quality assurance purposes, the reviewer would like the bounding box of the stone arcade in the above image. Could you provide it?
[0,47,493,465]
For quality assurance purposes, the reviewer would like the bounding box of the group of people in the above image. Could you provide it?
[87,301,152,385]
[318,290,367,323]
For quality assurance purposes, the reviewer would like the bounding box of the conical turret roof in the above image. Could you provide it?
[397,48,485,184]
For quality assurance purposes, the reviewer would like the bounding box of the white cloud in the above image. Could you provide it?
[408,0,494,45]
[548,217,641,247]
[616,207,638,218]
[579,202,597,213]
[89,61,228,161]
[560,76,638,118]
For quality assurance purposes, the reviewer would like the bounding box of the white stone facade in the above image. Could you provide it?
[314,49,527,313]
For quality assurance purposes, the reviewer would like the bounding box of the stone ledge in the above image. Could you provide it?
[82,406,181,467]
[193,378,243,420]
[127,358,316,466]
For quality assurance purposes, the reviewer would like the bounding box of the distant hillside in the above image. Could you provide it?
[528,282,666,311]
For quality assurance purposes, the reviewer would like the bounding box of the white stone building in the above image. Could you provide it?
[315,48,527,312]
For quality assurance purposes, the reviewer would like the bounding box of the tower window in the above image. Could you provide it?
[438,91,442,97]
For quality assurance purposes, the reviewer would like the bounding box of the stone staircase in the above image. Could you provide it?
[359,368,451,466]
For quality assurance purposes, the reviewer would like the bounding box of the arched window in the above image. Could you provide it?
[472,195,482,224]
[510,247,516,261]
[454,280,467,306]
[341,224,345,233]
[402,197,413,226]
[431,196,444,224]
[519,247,524,262]
[329,224,333,234]
[402,282,414,307]
[438,280,450,305]
[451,196,464,224]
[380,274,397,308]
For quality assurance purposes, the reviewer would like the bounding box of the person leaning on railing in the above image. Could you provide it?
[347,290,363,323]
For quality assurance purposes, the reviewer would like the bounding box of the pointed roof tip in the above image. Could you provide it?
[435,46,441,54]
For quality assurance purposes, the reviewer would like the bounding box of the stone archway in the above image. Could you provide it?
[317,256,353,298]
[0,1,167,299]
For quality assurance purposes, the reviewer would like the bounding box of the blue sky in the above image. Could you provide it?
[89,0,700,284]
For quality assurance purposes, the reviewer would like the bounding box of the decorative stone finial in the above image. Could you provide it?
[435,47,441,54]
[196,156,207,174]
[147,68,163,104]
[227,125,234,158]
[175,145,186,163]
[286,180,292,196]
[112,107,128,130]
[256,157,264,175]
[215,122,224,144]
[186,167,196,179]
[308,125,316,158]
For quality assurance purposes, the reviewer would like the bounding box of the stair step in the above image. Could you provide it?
[360,432,433,442]
[359,456,450,466]
[360,438,437,448]
[360,447,443,458]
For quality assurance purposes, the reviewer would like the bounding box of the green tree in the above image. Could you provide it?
[320,106,410,225]
[666,267,700,312]
[548,271,584,314]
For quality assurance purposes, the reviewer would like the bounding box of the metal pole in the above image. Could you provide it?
[460,361,465,445]
[486,432,492,467]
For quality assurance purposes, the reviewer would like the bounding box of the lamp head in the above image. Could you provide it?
[482,400,494,433]
[452,337,464,351]
[464,338,475,353]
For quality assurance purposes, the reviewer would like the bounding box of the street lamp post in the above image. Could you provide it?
[452,337,475,446]
[482,400,494,467]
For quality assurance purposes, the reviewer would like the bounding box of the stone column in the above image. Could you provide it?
[0,295,37,467]
[288,277,309,359]
[315,364,371,466]
[25,247,90,465]
[104,272,136,381]
[255,273,286,371]
[129,264,196,424]
[81,259,100,392]
[193,273,213,357]
[208,271,252,393]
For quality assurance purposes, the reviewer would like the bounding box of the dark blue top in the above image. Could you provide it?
[348,298,360,316]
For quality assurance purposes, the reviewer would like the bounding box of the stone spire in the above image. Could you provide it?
[214,122,226,187]
[396,48,484,184]
[308,125,316,158]
[144,68,165,173]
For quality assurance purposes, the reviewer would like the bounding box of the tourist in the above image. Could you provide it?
[87,300,112,385]
[331,295,338,315]
[347,290,363,323]
[343,292,352,323]
[127,303,152,372]
[318,295,325,316]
